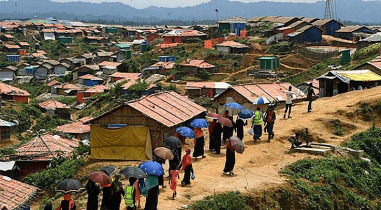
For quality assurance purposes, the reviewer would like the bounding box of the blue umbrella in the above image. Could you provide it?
[253,96,271,105]
[225,102,243,110]
[238,109,254,119]
[176,127,195,138]
[139,161,164,176]
[190,118,208,128]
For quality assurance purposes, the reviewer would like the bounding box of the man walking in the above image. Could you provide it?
[307,83,316,112]
[264,105,276,142]
[284,86,294,119]
[252,106,263,143]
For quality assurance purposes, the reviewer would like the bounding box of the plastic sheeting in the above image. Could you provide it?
[90,125,152,160]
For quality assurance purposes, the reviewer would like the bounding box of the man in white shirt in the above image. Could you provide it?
[284,86,294,119]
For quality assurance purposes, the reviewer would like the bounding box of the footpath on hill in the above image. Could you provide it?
[38,87,381,210]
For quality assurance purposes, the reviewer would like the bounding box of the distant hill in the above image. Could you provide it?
[0,0,380,24]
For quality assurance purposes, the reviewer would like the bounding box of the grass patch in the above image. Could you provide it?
[191,191,251,210]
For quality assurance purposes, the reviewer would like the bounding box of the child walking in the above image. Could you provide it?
[169,163,180,200]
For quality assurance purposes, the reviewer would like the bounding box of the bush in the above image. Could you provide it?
[353,43,381,61]
[331,119,344,136]
[191,191,251,210]
[343,128,381,164]
[23,158,85,190]
[268,41,292,55]
[15,82,47,98]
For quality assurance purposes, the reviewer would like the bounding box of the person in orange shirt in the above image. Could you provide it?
[55,194,76,210]
[193,127,206,159]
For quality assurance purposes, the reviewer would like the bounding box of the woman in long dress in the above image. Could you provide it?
[235,117,247,140]
[223,139,236,176]
[85,180,100,210]
[181,149,194,186]
[142,175,159,210]
[193,127,206,159]
[169,163,180,200]
[213,122,223,154]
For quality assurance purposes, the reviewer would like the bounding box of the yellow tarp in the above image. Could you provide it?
[340,71,381,82]
[90,125,152,160]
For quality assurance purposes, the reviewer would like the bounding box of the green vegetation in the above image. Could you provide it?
[192,191,251,210]
[282,58,334,85]
[192,128,381,210]
[15,82,47,98]
[23,157,85,190]
[267,41,292,55]
[331,119,344,136]
[55,96,77,106]
[343,128,381,164]
[33,114,68,131]
[353,43,381,61]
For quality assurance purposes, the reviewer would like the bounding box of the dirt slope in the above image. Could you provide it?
[33,87,381,210]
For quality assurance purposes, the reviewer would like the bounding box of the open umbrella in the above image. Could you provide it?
[154,147,174,160]
[176,127,195,138]
[139,161,164,176]
[206,113,221,119]
[217,117,233,127]
[230,136,245,154]
[221,102,243,115]
[56,179,85,194]
[238,109,254,119]
[119,167,147,179]
[190,118,208,128]
[164,136,182,148]
[87,171,112,187]
[253,96,271,105]
[100,165,116,176]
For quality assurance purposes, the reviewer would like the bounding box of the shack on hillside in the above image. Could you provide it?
[88,91,207,160]
[316,70,381,97]
[0,175,37,209]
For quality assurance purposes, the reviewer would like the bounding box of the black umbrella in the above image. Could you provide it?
[100,165,116,176]
[119,167,147,179]
[164,136,182,148]
[56,179,85,194]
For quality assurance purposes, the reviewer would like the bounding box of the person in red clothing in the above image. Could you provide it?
[55,194,76,210]
[264,105,276,143]
[223,139,235,176]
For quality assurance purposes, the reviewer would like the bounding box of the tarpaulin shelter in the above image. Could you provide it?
[90,125,152,160]
[89,91,207,158]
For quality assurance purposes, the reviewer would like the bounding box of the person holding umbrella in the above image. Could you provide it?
[223,138,236,176]
[180,149,194,186]
[139,161,163,210]
[85,180,100,210]
[223,110,235,143]
[252,106,263,142]
[55,179,84,210]
[235,116,247,140]
[212,120,223,154]
[208,119,217,151]
[111,174,124,210]
[101,185,113,210]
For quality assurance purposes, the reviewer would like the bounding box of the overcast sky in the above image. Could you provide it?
[48,0,320,9]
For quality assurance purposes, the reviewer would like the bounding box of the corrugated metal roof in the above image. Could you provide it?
[56,121,90,134]
[0,83,29,96]
[336,26,367,33]
[78,74,103,81]
[0,119,15,127]
[39,98,68,109]
[111,72,141,81]
[338,70,381,82]
[91,91,207,127]
[0,175,38,210]
[84,85,110,93]
[218,16,248,23]
[216,41,249,48]
[15,134,79,161]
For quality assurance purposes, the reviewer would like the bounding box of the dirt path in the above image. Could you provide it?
[221,66,255,82]
[280,63,308,71]
[33,87,381,210]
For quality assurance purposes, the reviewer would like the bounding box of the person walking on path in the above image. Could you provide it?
[264,105,276,143]
[193,127,206,159]
[111,175,124,210]
[213,121,223,154]
[223,139,236,176]
[154,156,166,189]
[236,117,247,140]
[208,119,217,151]
[284,86,294,119]
[307,83,317,112]
[101,185,113,210]
[252,106,263,142]
[181,149,194,186]
[142,175,159,210]
[124,177,137,210]
[86,180,100,210]
[223,110,235,143]
[169,163,180,200]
